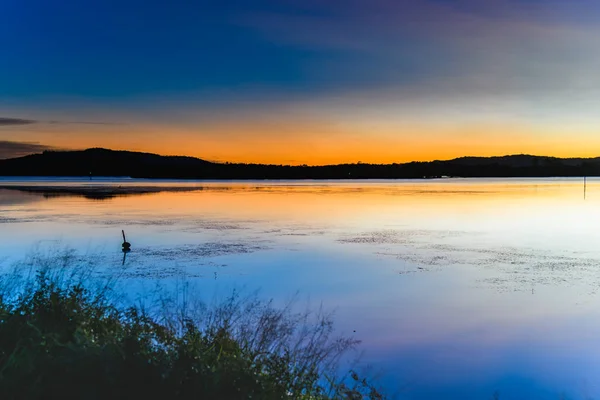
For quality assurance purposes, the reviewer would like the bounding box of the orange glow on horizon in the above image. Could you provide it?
[7,119,600,165]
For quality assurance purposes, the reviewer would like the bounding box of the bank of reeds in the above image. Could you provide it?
[0,249,384,399]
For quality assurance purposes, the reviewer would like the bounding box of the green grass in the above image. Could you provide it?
[0,251,384,399]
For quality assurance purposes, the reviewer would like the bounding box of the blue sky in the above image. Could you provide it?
[2,0,600,163]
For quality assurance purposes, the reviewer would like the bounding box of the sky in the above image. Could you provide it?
[1,0,600,164]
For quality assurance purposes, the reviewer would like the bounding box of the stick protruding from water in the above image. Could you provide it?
[122,230,131,251]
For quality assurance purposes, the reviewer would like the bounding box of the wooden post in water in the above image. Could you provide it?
[584,176,587,200]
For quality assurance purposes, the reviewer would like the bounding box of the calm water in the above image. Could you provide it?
[1,177,600,399]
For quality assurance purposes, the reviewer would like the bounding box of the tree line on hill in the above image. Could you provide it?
[1,148,600,179]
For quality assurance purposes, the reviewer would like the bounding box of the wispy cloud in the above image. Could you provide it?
[47,120,125,125]
[0,118,36,126]
[0,141,56,159]
[0,116,125,127]
[238,0,600,101]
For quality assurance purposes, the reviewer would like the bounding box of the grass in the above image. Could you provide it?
[0,249,385,399]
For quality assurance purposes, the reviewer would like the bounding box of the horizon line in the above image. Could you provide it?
[7,147,597,167]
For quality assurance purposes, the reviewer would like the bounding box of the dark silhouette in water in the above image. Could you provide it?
[2,148,600,178]
[121,230,130,266]
[122,230,131,251]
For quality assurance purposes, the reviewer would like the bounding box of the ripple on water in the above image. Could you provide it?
[140,242,267,260]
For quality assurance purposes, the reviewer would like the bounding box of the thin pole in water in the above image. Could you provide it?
[122,230,131,251]
[584,176,587,200]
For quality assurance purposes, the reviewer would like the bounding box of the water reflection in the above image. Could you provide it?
[0,189,44,206]
[0,186,202,201]
[1,178,600,399]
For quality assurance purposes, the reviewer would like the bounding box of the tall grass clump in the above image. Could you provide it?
[0,248,384,399]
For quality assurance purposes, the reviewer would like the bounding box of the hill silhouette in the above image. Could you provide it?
[1,148,600,179]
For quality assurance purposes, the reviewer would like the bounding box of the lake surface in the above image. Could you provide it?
[1,177,600,399]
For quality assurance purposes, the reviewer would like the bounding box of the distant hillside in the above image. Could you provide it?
[0,148,216,178]
[1,148,600,179]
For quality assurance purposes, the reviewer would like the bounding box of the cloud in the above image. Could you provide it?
[238,0,600,101]
[0,141,55,159]
[0,116,125,127]
[215,0,600,130]
[0,118,36,126]
[47,120,125,126]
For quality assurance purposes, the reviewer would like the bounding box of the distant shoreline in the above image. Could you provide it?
[2,148,600,179]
